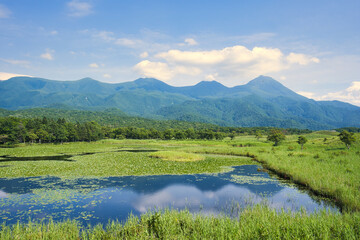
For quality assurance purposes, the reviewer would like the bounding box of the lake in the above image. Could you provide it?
[0,165,339,226]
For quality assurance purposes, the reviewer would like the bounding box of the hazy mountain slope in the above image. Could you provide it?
[0,77,194,112]
[156,96,334,129]
[0,77,118,95]
[104,90,193,116]
[116,78,229,98]
[1,75,359,129]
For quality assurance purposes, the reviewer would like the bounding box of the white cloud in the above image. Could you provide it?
[298,82,360,106]
[174,66,202,76]
[156,46,289,66]
[93,31,115,42]
[0,72,32,80]
[50,30,58,36]
[0,58,30,67]
[67,0,93,17]
[347,81,360,92]
[137,45,319,85]
[140,52,149,58]
[40,49,54,60]
[89,30,146,49]
[156,49,223,65]
[297,91,316,99]
[115,38,143,47]
[83,29,171,53]
[205,73,218,81]
[184,38,198,46]
[103,73,112,78]
[134,60,174,81]
[320,81,360,106]
[0,4,11,18]
[286,53,320,65]
[134,60,202,81]
[89,63,99,68]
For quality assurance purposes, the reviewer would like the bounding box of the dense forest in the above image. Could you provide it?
[0,116,313,145]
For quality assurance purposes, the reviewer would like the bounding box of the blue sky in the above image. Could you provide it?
[0,0,360,105]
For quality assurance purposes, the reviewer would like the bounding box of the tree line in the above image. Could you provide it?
[0,116,312,145]
[266,129,356,149]
[0,117,106,144]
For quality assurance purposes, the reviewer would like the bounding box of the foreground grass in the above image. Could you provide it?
[1,207,359,240]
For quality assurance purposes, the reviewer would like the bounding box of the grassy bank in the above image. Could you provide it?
[176,132,360,211]
[1,207,359,239]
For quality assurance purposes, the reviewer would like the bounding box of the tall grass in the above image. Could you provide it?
[1,207,359,239]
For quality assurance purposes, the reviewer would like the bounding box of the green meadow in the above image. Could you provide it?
[0,131,359,239]
[0,140,253,178]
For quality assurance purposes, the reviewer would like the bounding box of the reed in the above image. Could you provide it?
[1,207,359,239]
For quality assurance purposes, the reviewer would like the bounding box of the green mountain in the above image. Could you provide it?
[1,75,359,129]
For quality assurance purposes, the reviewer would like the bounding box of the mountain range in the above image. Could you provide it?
[1,75,359,130]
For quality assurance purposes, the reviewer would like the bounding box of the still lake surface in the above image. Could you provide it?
[0,165,339,226]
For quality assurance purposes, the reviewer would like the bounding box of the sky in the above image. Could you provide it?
[0,0,360,105]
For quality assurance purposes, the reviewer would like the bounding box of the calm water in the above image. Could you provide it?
[0,165,339,226]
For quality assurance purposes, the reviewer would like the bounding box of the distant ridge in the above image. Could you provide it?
[0,75,359,130]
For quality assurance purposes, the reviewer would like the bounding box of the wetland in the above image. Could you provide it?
[0,133,359,238]
[0,165,338,226]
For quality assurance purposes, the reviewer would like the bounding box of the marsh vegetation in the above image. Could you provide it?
[0,130,359,238]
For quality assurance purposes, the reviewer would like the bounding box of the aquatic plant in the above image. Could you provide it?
[149,151,205,162]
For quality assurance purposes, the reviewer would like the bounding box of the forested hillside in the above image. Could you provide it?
[1,76,359,129]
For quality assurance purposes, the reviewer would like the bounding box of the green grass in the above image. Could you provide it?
[0,207,359,239]
[149,151,205,162]
[0,140,253,178]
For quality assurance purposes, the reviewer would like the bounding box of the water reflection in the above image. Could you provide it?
[0,190,8,198]
[0,165,339,226]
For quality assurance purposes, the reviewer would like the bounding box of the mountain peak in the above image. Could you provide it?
[134,78,165,84]
[123,77,174,92]
[243,75,307,100]
[195,80,226,88]
[246,75,281,86]
[245,75,288,91]
[77,77,97,82]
